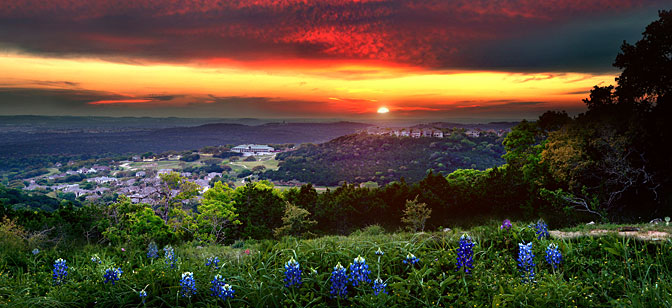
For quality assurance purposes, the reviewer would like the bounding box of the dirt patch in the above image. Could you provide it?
[551,229,671,241]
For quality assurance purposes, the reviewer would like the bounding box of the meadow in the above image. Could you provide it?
[2,221,671,307]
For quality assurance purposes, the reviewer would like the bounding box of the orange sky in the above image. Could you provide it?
[0,0,665,120]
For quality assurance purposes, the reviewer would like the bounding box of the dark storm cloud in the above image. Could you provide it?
[0,0,667,72]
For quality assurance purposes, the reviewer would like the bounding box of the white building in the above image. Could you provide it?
[231,144,275,156]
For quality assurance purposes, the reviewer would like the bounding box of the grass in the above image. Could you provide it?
[2,222,672,307]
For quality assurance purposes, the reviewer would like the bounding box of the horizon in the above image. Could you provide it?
[1,1,668,120]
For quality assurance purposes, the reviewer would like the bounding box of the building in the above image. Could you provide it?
[231,144,275,156]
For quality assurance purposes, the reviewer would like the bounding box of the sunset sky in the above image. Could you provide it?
[0,0,668,120]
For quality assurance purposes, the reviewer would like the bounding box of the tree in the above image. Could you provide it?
[230,181,285,239]
[273,202,317,238]
[401,197,431,232]
[196,182,240,244]
[155,172,200,224]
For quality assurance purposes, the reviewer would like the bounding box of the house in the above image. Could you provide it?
[432,131,444,138]
[411,130,421,138]
[400,130,410,137]
[135,171,146,177]
[87,176,118,184]
[465,129,480,137]
[423,130,433,137]
[231,144,275,156]
[157,169,173,176]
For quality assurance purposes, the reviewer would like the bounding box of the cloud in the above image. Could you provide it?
[0,0,666,72]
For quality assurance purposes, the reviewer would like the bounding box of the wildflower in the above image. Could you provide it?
[284,257,302,288]
[163,246,176,268]
[501,219,512,231]
[329,262,348,299]
[121,248,126,252]
[534,220,550,239]
[375,247,384,256]
[372,278,388,295]
[456,234,474,273]
[244,249,251,255]
[349,255,371,286]
[220,284,235,299]
[210,274,226,298]
[403,253,419,266]
[139,290,147,304]
[91,255,102,264]
[545,243,562,269]
[205,256,220,269]
[518,242,536,283]
[32,248,39,255]
[103,267,123,285]
[52,258,68,285]
[179,272,197,298]
[147,242,159,259]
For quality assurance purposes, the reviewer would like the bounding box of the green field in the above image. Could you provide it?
[2,222,671,307]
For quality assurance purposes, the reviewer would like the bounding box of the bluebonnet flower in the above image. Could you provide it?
[103,267,123,285]
[210,274,226,298]
[205,256,220,270]
[375,247,384,256]
[179,272,197,298]
[535,220,550,239]
[147,242,159,259]
[52,258,68,285]
[349,255,371,286]
[329,262,348,299]
[501,219,512,231]
[163,246,176,268]
[518,242,536,283]
[372,278,388,295]
[91,255,102,264]
[545,243,562,269]
[402,253,419,266]
[139,290,147,304]
[284,257,302,288]
[32,248,40,255]
[456,234,474,273]
[220,284,235,299]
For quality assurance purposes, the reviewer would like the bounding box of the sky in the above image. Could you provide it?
[0,0,668,121]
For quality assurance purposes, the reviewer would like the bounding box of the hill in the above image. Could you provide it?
[262,132,506,185]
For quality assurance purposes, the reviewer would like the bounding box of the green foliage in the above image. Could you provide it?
[231,181,285,240]
[102,196,175,247]
[273,201,317,238]
[196,182,240,244]
[401,197,432,232]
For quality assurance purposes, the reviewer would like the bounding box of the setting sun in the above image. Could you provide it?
[377,107,390,114]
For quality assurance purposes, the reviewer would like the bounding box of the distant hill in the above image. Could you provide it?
[0,119,371,169]
[262,132,507,185]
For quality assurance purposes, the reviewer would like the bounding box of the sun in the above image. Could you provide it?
[377,107,389,114]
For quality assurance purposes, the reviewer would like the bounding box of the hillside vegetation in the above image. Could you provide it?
[263,132,506,185]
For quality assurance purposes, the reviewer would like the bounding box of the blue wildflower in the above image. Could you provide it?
[284,257,302,288]
[402,253,419,266]
[179,272,197,298]
[220,284,235,300]
[501,219,512,231]
[210,274,226,298]
[372,278,388,295]
[375,247,384,256]
[206,256,220,270]
[518,242,536,283]
[534,220,550,239]
[147,242,159,259]
[349,255,371,286]
[329,262,348,299]
[32,248,40,255]
[103,267,123,285]
[52,258,68,285]
[139,290,147,304]
[91,255,102,264]
[545,243,562,269]
[456,234,474,273]
[163,246,176,268]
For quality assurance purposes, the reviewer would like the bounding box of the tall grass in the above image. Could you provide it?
[1,222,671,307]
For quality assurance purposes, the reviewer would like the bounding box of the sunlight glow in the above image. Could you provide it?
[377,107,389,114]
